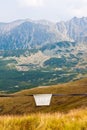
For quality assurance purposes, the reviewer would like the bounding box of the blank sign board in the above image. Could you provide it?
[33,94,52,106]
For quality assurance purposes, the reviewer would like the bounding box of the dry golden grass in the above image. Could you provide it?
[0,108,87,130]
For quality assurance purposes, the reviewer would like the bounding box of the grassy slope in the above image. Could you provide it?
[0,78,87,115]
[0,108,87,130]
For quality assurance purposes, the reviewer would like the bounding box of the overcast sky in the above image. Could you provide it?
[0,0,87,22]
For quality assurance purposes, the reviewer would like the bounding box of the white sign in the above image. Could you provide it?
[33,94,52,106]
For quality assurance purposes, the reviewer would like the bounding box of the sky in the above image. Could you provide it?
[0,0,87,22]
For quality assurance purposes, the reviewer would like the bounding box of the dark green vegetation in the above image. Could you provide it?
[0,47,87,93]
[0,67,78,93]
[0,78,87,115]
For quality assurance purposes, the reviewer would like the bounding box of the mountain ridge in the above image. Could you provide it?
[0,16,87,50]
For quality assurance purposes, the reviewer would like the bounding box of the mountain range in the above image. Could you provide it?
[0,17,87,50]
[0,17,87,93]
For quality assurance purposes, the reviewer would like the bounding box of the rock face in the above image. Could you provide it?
[0,17,87,50]
[56,17,87,43]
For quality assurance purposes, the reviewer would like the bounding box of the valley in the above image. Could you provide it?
[0,41,87,93]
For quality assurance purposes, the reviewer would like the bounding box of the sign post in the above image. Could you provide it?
[33,94,52,106]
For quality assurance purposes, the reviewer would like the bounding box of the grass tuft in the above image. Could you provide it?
[0,108,87,130]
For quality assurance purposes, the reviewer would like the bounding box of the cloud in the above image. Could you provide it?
[18,0,44,7]
[50,0,87,20]
[65,0,87,18]
[4,0,87,22]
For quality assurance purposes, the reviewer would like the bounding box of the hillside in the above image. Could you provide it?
[0,78,87,115]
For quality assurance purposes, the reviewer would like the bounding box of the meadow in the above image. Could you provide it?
[0,108,87,130]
